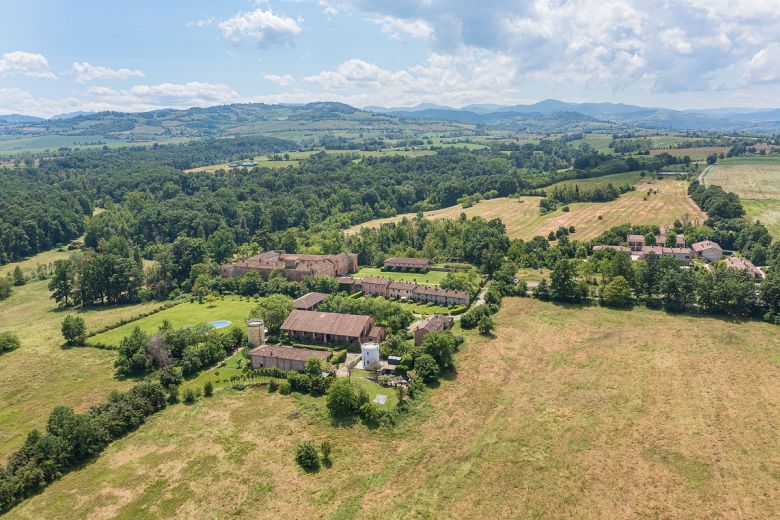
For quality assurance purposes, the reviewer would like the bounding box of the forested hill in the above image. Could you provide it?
[0,134,690,265]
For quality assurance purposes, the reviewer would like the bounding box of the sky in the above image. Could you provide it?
[1,0,780,117]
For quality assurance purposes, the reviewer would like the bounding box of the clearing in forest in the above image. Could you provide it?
[7,298,780,519]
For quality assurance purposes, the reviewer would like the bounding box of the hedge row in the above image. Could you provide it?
[86,300,183,338]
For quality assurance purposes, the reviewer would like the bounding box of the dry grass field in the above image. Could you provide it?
[705,157,780,237]
[347,177,705,241]
[651,146,730,160]
[7,298,780,519]
[0,277,161,460]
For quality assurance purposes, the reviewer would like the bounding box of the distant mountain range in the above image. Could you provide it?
[0,111,96,123]
[365,99,780,132]
[1,100,778,152]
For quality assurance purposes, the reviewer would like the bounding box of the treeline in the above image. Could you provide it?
[609,138,653,153]
[345,215,510,274]
[48,252,143,307]
[0,382,167,514]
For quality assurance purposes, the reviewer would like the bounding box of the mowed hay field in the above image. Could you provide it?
[7,298,780,519]
[0,256,163,459]
[705,157,780,237]
[347,177,705,241]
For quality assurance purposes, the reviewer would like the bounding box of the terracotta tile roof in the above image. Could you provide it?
[293,292,328,309]
[366,326,385,341]
[627,234,645,242]
[388,281,418,290]
[248,344,331,362]
[361,276,392,286]
[384,257,430,267]
[692,240,722,252]
[725,256,764,278]
[413,285,469,299]
[281,309,371,338]
[416,314,454,333]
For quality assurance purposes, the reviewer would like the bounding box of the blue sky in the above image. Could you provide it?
[2,0,780,117]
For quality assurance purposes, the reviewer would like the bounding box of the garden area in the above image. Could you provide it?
[90,296,259,346]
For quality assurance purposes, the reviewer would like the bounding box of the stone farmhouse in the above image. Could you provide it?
[248,344,331,371]
[592,244,693,264]
[691,240,723,263]
[627,227,686,251]
[384,257,430,271]
[220,251,358,282]
[414,314,455,346]
[338,276,470,306]
[725,256,764,279]
[281,309,386,346]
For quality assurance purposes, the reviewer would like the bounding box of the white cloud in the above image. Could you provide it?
[333,0,780,94]
[71,62,145,83]
[742,43,780,84]
[302,49,521,107]
[187,17,214,28]
[370,15,433,39]
[0,51,56,79]
[264,73,296,86]
[219,9,302,47]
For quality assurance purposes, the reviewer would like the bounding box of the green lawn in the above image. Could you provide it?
[353,267,450,285]
[350,373,399,409]
[90,296,259,346]
[181,350,263,393]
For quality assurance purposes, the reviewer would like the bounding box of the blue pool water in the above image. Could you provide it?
[208,320,232,329]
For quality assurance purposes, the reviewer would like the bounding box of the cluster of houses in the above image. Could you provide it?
[592,228,764,278]
[220,251,358,282]
[337,276,470,306]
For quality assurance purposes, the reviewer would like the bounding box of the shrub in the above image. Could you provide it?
[203,381,214,397]
[602,276,632,308]
[296,441,320,472]
[0,331,21,353]
[414,354,440,384]
[279,380,292,395]
[183,388,196,404]
[330,349,347,365]
[61,315,87,345]
[320,441,332,464]
[326,379,369,418]
[268,379,279,392]
[477,315,496,336]
[158,365,183,387]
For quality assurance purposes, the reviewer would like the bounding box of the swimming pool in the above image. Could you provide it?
[208,320,232,329]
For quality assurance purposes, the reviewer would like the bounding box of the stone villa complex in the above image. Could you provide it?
[220,251,358,282]
[338,276,470,306]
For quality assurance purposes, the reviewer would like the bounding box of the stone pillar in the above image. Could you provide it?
[246,319,266,347]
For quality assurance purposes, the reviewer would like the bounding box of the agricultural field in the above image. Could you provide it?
[651,146,730,161]
[352,266,450,285]
[0,277,161,460]
[7,297,780,519]
[348,177,705,241]
[704,156,780,237]
[90,296,259,346]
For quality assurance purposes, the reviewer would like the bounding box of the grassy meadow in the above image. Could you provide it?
[7,297,780,519]
[89,296,258,346]
[705,156,780,237]
[0,278,161,460]
[352,266,450,285]
[347,177,705,241]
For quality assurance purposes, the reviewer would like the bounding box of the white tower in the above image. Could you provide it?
[246,319,266,347]
[361,343,381,371]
